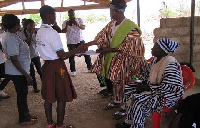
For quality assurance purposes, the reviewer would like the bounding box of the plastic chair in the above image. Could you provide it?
[181,65,195,91]
[152,65,195,128]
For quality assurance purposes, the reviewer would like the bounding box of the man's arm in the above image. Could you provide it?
[23,28,35,46]
[52,22,62,33]
[76,18,85,30]
[61,20,70,33]
[10,55,33,85]
[77,24,85,30]
[56,44,88,60]
[52,21,69,33]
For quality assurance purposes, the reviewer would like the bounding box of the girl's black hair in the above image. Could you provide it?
[2,14,20,29]
[39,5,55,20]
[23,19,35,38]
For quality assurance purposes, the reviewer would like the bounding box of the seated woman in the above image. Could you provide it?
[116,38,185,128]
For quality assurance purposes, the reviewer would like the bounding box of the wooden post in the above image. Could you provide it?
[41,0,44,6]
[22,0,25,14]
[84,0,86,5]
[137,0,140,27]
[190,0,195,66]
[61,0,63,9]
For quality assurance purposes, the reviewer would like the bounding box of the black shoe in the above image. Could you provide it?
[115,122,131,128]
[101,91,113,98]
[1,95,10,99]
[34,89,40,93]
[97,89,107,94]
[104,102,121,110]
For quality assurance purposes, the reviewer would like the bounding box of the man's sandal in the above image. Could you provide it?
[104,102,120,110]
[30,114,38,120]
[112,109,126,120]
[101,91,113,98]
[115,122,131,128]
[19,119,37,126]
[47,123,56,128]
[97,89,107,94]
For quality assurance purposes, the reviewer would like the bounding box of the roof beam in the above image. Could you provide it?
[0,3,109,16]
[22,0,25,14]
[0,0,104,8]
[0,0,41,8]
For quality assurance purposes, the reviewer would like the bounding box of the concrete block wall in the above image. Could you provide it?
[153,17,200,76]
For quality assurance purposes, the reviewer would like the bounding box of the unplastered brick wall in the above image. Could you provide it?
[153,17,200,73]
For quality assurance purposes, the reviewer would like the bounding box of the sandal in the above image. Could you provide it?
[56,125,73,128]
[56,125,66,128]
[0,95,10,99]
[19,119,37,125]
[112,114,125,120]
[30,114,38,120]
[104,102,120,110]
[112,109,126,120]
[115,122,131,128]
[101,91,113,98]
[47,123,56,128]
[97,89,107,94]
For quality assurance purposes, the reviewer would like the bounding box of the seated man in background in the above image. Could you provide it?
[116,38,185,128]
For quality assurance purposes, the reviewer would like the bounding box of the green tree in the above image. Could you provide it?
[28,14,41,24]
[84,13,108,23]
[176,0,190,16]
[160,8,178,18]
[196,1,200,15]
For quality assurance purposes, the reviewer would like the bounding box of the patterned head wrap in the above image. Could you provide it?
[157,38,179,53]
[109,0,127,13]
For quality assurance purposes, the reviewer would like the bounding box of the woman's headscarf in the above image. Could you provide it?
[157,38,179,53]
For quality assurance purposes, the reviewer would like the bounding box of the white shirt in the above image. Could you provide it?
[0,50,4,64]
[17,30,39,58]
[36,24,63,60]
[0,32,5,64]
[62,18,84,44]
[2,32,30,75]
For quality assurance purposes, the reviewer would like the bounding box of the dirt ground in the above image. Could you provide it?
[0,55,200,128]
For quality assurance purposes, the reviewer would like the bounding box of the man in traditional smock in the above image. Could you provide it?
[86,0,145,108]
[116,38,185,128]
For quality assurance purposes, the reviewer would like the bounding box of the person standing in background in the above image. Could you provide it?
[62,9,92,77]
[18,19,42,93]
[0,25,10,99]
[1,14,37,125]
